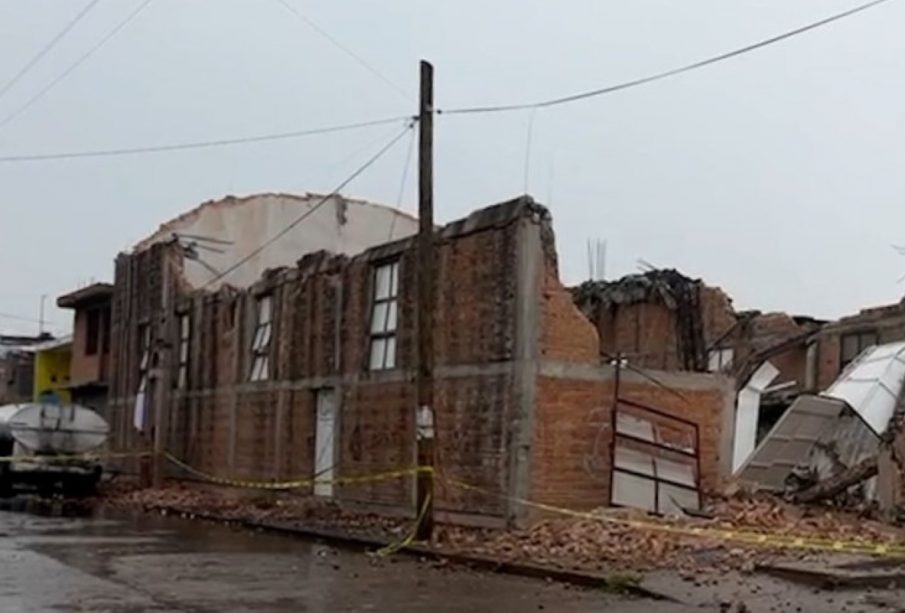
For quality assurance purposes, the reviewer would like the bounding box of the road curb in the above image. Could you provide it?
[758,562,905,590]
[126,503,674,601]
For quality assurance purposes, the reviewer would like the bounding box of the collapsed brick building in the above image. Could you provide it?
[107,194,735,526]
[574,266,905,514]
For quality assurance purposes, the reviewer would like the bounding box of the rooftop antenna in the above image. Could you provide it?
[637,258,657,272]
[172,232,234,247]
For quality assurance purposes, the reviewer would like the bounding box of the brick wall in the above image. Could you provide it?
[530,258,734,513]
[109,197,542,521]
[541,268,599,363]
[109,196,738,525]
[578,274,738,372]
[529,370,733,512]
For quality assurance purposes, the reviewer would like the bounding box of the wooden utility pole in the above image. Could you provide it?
[415,59,435,541]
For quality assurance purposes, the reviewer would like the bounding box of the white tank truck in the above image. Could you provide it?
[0,403,109,497]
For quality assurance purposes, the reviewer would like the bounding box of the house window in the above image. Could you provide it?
[85,309,101,356]
[101,306,111,354]
[840,330,878,369]
[368,261,399,370]
[707,348,734,373]
[250,295,273,381]
[137,324,150,393]
[176,313,190,389]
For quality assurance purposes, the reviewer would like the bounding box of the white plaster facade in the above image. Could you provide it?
[135,193,418,289]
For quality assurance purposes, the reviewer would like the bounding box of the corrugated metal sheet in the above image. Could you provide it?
[732,361,779,472]
[825,341,905,434]
[738,395,846,490]
[737,395,879,493]
[809,408,879,500]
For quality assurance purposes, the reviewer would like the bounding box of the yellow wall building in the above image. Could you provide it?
[30,337,72,404]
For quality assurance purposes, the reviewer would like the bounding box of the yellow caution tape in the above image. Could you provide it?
[444,477,905,558]
[165,452,433,491]
[374,491,433,558]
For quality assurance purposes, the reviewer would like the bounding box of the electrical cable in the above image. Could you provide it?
[0,0,102,103]
[0,0,154,131]
[0,115,414,163]
[439,0,894,115]
[274,0,411,102]
[0,311,66,330]
[386,123,417,241]
[203,123,415,287]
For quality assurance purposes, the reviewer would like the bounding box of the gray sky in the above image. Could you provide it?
[1,0,904,335]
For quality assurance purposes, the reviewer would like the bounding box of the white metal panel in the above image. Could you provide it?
[614,446,655,476]
[660,483,701,515]
[824,341,905,434]
[615,413,655,442]
[612,472,656,512]
[654,456,696,487]
[314,390,336,498]
[732,361,779,473]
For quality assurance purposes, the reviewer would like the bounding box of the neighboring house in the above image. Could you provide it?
[572,270,738,372]
[57,283,113,414]
[107,194,734,525]
[812,300,905,390]
[572,269,831,475]
[0,334,52,404]
[23,336,73,404]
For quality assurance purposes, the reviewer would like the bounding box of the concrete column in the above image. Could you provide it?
[507,212,543,527]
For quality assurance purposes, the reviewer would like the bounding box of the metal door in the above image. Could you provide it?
[314,389,336,497]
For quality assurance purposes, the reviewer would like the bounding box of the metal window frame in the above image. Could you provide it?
[176,312,191,389]
[368,260,400,371]
[249,295,273,381]
[840,329,879,369]
[137,323,150,393]
[609,398,702,515]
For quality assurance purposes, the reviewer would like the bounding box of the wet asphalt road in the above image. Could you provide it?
[0,501,683,612]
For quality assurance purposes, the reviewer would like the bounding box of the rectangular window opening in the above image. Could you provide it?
[840,330,879,370]
[250,295,273,381]
[368,261,399,371]
[85,309,101,356]
[176,313,190,389]
[137,324,150,394]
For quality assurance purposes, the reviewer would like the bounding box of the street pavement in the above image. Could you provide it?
[0,499,902,612]
[0,499,692,612]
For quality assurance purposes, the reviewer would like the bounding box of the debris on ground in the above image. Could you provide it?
[99,483,408,539]
[438,493,905,573]
[98,483,905,574]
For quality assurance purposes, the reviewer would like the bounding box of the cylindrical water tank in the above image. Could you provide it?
[0,404,109,455]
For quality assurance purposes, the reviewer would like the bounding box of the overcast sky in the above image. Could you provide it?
[1,0,904,335]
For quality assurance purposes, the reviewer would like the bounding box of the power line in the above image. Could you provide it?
[204,123,415,288]
[439,0,894,115]
[0,0,153,131]
[387,124,417,241]
[274,0,411,102]
[0,115,413,163]
[0,0,102,103]
[0,311,66,330]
